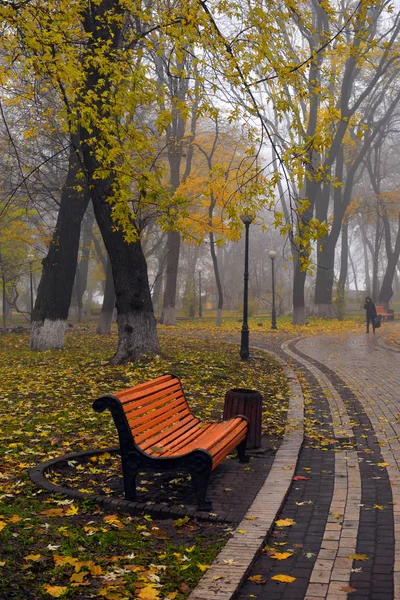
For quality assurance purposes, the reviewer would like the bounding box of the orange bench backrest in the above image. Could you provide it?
[113,374,193,441]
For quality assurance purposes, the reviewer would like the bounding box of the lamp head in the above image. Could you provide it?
[240,213,254,225]
[268,250,277,260]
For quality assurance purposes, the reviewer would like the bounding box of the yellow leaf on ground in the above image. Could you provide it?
[65,505,79,516]
[275,518,296,527]
[0,522,7,532]
[43,585,68,597]
[24,554,41,562]
[377,462,389,467]
[197,564,210,572]
[270,552,294,560]
[271,574,296,583]
[373,505,385,510]
[70,572,87,584]
[53,554,78,567]
[103,515,124,528]
[137,586,160,600]
[348,554,369,561]
[87,562,103,575]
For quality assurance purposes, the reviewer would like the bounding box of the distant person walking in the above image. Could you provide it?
[364,297,377,333]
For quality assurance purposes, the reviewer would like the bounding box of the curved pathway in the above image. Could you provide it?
[237,323,400,600]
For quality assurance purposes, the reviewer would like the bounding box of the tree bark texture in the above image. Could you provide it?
[73,206,95,322]
[378,212,400,309]
[161,230,181,325]
[30,144,90,350]
[97,254,115,335]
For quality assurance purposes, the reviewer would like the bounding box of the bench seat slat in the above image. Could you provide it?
[212,426,249,467]
[139,415,199,452]
[179,419,247,457]
[144,419,204,454]
[162,419,247,458]
[161,422,221,455]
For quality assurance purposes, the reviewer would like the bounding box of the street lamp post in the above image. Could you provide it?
[269,250,277,330]
[198,270,202,318]
[240,214,254,360]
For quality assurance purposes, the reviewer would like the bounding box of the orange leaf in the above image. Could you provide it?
[40,508,65,517]
[43,585,68,597]
[248,574,266,584]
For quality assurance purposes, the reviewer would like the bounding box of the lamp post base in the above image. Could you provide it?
[240,328,250,360]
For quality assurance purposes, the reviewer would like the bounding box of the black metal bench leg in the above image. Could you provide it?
[191,466,212,511]
[122,463,139,502]
[237,438,250,463]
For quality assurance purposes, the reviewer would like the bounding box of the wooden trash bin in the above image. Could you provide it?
[223,388,263,449]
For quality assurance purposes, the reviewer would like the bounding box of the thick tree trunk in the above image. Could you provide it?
[161,230,181,325]
[314,237,335,317]
[2,272,6,330]
[30,143,90,350]
[292,254,307,325]
[97,254,115,335]
[152,258,165,316]
[75,207,95,322]
[378,213,400,309]
[87,179,159,361]
[372,212,382,303]
[182,245,199,318]
[78,0,159,363]
[358,217,372,295]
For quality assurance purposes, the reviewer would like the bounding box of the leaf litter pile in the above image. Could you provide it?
[0,329,289,599]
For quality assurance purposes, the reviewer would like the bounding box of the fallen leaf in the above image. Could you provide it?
[197,564,210,572]
[275,518,296,527]
[24,554,41,562]
[342,585,357,593]
[137,586,160,599]
[270,552,293,560]
[271,574,296,583]
[40,508,66,517]
[43,585,68,598]
[293,476,309,481]
[248,574,266,584]
[348,554,369,561]
[377,462,389,467]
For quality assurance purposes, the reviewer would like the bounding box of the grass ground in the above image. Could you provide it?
[0,328,289,600]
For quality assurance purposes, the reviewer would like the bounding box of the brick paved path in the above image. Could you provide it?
[238,323,400,600]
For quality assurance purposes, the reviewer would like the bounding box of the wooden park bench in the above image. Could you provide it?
[376,305,394,321]
[93,374,249,511]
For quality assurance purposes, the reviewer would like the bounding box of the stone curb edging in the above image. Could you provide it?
[187,345,304,600]
[29,446,227,523]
